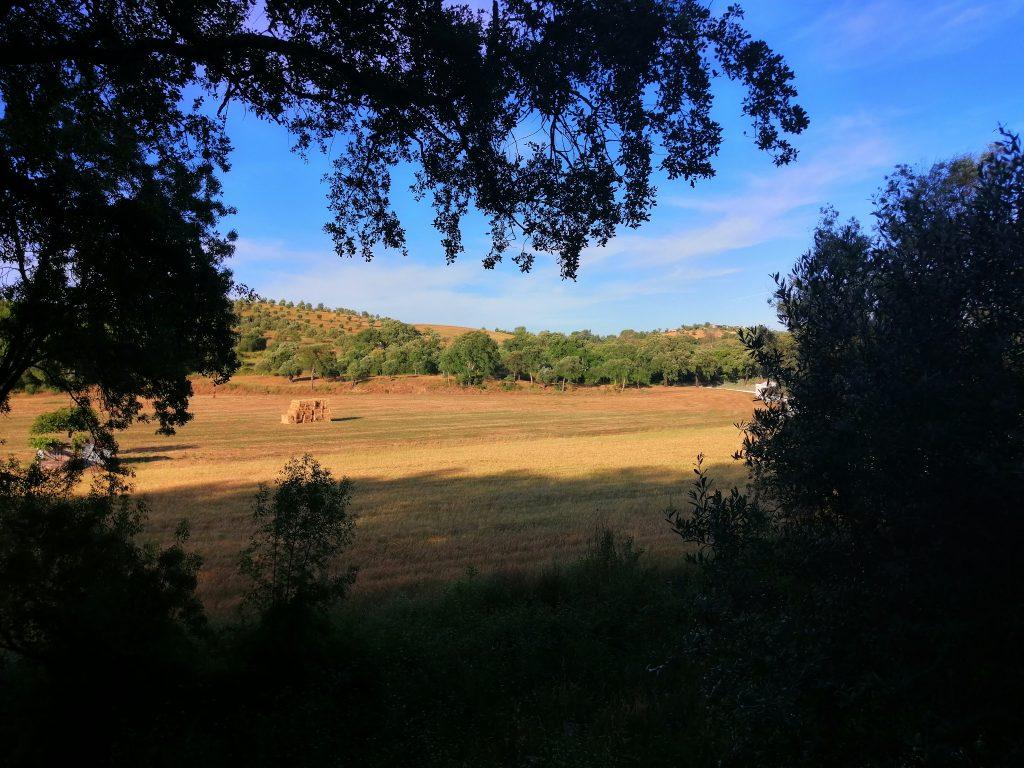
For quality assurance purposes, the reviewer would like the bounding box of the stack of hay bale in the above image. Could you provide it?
[280,398,331,424]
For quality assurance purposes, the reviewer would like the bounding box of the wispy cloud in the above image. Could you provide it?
[585,115,898,271]
[233,238,742,332]
[796,0,1024,70]
[232,114,899,333]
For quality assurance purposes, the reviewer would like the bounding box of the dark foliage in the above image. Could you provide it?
[742,130,1024,545]
[240,454,357,613]
[666,131,1024,766]
[0,44,239,430]
[2,1,807,281]
[0,461,206,765]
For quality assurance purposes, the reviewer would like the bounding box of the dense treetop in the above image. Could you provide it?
[2,0,807,278]
[232,297,768,386]
[1,0,807,438]
[742,130,1024,540]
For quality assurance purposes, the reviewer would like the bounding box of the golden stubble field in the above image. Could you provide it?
[0,381,753,613]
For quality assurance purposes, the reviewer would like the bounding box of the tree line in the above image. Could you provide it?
[235,300,781,388]
[4,1,1022,763]
[5,132,1024,768]
[4,134,1023,766]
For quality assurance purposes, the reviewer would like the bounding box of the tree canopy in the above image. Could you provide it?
[742,129,1024,544]
[3,1,807,278]
[1,0,807,433]
[441,330,502,385]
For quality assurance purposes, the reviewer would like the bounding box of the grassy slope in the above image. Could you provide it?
[244,302,513,343]
[238,302,738,359]
[0,385,752,614]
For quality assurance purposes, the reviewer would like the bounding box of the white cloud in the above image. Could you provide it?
[586,116,898,271]
[233,238,743,331]
[231,114,900,332]
[797,0,1024,69]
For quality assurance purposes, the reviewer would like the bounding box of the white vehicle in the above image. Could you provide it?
[35,438,112,469]
[754,380,786,405]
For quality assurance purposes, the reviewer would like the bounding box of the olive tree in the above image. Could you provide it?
[445,331,502,386]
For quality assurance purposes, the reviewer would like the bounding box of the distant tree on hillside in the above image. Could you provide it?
[276,360,303,381]
[443,331,501,386]
[295,345,337,390]
[236,333,268,353]
[553,356,585,391]
[346,356,374,384]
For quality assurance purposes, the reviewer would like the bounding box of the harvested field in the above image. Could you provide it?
[0,380,753,614]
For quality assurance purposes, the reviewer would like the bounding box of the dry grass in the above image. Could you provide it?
[255,304,378,337]
[409,323,513,343]
[242,302,510,343]
[0,381,753,614]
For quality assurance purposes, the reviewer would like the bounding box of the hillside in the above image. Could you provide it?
[236,300,510,346]
[236,299,743,348]
[230,298,772,387]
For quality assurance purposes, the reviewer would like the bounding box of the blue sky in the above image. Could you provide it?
[220,0,1024,333]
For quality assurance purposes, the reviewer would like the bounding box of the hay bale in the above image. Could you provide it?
[280,398,331,424]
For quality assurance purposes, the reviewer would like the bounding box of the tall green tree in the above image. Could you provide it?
[502,328,546,384]
[600,358,632,390]
[295,344,337,389]
[444,331,502,386]
[553,355,585,391]
[742,132,1024,542]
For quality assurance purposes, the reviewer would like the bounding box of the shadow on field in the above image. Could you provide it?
[121,442,198,454]
[136,458,748,613]
[330,416,362,422]
[121,455,174,464]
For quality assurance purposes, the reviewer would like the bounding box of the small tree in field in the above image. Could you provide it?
[28,406,101,454]
[240,455,356,613]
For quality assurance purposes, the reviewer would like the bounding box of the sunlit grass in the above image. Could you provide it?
[0,380,753,613]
